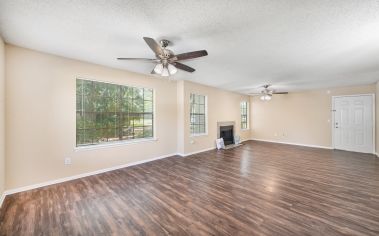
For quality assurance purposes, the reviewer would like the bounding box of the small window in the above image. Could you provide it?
[241,101,249,130]
[76,79,154,147]
[190,94,207,135]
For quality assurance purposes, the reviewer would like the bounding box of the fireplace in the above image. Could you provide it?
[217,121,235,146]
[220,125,234,145]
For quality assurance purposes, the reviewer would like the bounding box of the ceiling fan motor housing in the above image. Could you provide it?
[160,39,170,48]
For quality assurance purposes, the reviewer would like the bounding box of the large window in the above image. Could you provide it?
[190,93,207,135]
[241,101,249,130]
[76,79,154,147]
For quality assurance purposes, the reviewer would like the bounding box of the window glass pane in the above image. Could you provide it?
[76,113,85,129]
[76,79,154,146]
[199,115,205,124]
[83,97,94,112]
[199,104,205,114]
[199,95,205,105]
[144,114,153,126]
[76,95,83,111]
[190,94,207,135]
[144,126,153,137]
[144,100,153,113]
[190,103,195,114]
[144,89,153,101]
[240,101,249,129]
[134,126,144,139]
[195,124,200,134]
[82,80,93,96]
[76,80,83,95]
[122,87,133,99]
[107,84,119,98]
[194,104,200,113]
[133,114,144,127]
[76,129,85,145]
[122,126,133,140]
[84,113,95,129]
[190,115,194,125]
[195,95,200,104]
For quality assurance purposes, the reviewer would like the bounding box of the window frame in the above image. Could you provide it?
[240,101,249,130]
[190,93,208,137]
[75,77,156,149]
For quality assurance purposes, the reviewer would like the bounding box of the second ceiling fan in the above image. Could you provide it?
[117,37,208,77]
[249,84,288,101]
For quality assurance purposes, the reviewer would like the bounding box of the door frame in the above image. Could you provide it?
[331,94,375,154]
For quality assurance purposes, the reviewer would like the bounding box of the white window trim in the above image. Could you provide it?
[74,137,159,152]
[190,93,208,137]
[241,101,250,131]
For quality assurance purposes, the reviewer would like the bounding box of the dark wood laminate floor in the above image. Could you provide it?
[1,141,379,235]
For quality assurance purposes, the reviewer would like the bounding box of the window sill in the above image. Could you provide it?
[190,133,208,137]
[74,137,158,152]
[241,128,250,131]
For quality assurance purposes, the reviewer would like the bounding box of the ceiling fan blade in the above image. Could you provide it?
[172,50,208,61]
[273,92,289,94]
[117,58,159,62]
[173,62,196,73]
[143,37,163,56]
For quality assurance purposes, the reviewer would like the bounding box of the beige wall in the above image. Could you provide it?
[5,45,178,189]
[251,84,376,148]
[176,80,185,154]
[4,43,378,191]
[0,36,5,197]
[5,45,251,190]
[178,80,250,154]
[376,82,379,155]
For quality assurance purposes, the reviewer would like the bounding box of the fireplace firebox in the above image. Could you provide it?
[220,125,234,146]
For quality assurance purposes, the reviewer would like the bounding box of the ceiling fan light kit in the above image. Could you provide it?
[153,63,163,74]
[118,37,208,77]
[161,66,170,77]
[167,64,177,75]
[260,94,272,101]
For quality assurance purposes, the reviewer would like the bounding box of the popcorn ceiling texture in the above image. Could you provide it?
[0,0,379,93]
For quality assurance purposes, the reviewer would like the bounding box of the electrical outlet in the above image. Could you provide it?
[190,140,195,144]
[64,157,72,165]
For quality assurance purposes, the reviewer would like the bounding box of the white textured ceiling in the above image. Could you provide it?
[1,0,379,93]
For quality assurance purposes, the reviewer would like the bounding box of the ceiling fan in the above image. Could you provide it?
[249,84,288,101]
[117,37,208,77]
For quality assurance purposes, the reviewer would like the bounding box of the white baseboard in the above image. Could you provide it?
[177,140,251,157]
[4,152,177,197]
[250,138,333,149]
[177,147,215,157]
[0,192,5,209]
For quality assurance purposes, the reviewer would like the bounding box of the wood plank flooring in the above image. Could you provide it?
[1,140,379,235]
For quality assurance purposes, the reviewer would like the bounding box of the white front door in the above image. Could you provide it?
[333,95,374,153]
